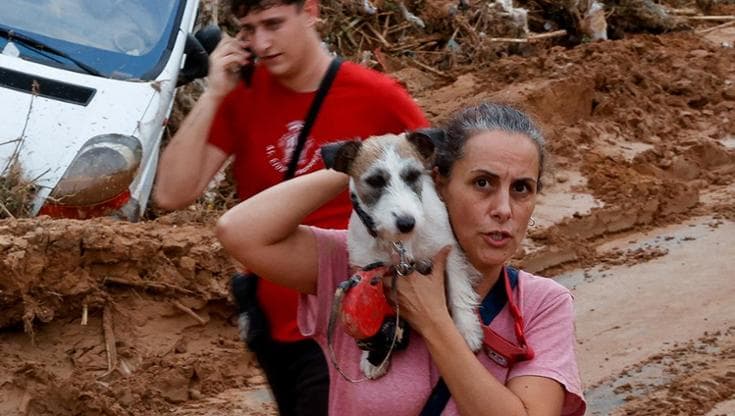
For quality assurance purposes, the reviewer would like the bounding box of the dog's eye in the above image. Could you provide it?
[402,169,421,183]
[365,174,386,188]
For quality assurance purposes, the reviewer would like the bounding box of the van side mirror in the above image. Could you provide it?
[177,25,222,87]
[194,24,222,54]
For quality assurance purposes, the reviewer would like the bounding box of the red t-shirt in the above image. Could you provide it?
[209,61,429,342]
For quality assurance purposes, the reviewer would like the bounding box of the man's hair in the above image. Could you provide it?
[230,0,305,18]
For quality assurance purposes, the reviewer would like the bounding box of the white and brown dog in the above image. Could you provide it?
[321,129,483,379]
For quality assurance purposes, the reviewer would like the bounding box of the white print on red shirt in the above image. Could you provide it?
[265,121,322,176]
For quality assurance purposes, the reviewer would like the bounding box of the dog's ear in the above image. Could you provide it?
[321,140,362,174]
[406,128,445,160]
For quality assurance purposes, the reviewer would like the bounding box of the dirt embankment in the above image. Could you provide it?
[1,3,735,415]
[0,218,258,415]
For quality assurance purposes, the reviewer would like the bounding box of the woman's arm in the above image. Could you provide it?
[216,169,349,294]
[393,249,565,416]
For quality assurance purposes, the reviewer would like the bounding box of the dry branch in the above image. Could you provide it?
[104,276,194,295]
[81,304,88,326]
[103,304,117,373]
[173,301,207,326]
[668,8,699,16]
[0,202,14,219]
[486,30,568,43]
[366,23,391,48]
[695,20,735,34]
[686,15,735,21]
[407,58,452,79]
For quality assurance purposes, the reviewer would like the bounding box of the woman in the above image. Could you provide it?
[217,103,586,416]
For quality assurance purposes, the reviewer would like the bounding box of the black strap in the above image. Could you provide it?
[419,267,519,416]
[350,192,378,238]
[245,59,341,326]
[283,57,342,180]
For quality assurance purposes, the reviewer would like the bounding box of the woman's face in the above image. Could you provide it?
[436,130,540,276]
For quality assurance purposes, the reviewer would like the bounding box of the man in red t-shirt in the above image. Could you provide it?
[154,0,428,414]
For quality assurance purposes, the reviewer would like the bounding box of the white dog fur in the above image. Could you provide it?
[322,130,484,379]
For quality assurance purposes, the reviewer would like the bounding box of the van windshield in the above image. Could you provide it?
[0,0,186,80]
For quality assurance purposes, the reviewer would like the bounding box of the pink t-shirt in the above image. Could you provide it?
[299,228,586,416]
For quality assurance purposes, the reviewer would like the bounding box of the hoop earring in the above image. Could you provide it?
[528,217,536,227]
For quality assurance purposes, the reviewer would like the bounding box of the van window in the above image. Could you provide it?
[0,0,185,80]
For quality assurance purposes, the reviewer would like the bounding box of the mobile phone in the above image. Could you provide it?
[241,47,256,86]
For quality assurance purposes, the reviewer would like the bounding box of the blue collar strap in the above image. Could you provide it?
[479,266,519,325]
[419,266,518,416]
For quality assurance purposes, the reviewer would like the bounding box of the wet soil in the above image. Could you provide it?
[1,5,735,416]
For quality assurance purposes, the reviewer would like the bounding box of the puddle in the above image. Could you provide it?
[705,398,735,416]
[596,132,655,162]
[534,170,602,229]
[585,340,725,416]
[555,216,723,289]
[700,181,735,206]
[171,386,275,415]
[556,216,735,389]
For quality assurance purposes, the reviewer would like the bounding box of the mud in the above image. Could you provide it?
[1,1,735,415]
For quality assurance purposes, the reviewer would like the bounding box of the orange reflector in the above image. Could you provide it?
[39,190,131,220]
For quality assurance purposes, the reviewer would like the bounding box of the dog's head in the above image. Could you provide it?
[321,128,445,241]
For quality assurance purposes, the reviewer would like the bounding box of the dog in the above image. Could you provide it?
[321,129,484,379]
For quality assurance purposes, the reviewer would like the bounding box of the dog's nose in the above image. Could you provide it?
[396,216,415,233]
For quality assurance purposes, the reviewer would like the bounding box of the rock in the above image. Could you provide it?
[723,87,735,101]
[189,388,203,400]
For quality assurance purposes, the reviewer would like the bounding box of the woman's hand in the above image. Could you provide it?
[385,245,454,334]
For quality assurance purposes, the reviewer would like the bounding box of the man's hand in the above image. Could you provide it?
[206,33,253,98]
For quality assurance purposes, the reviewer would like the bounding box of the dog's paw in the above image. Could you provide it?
[465,324,484,352]
[360,351,389,379]
[456,314,484,352]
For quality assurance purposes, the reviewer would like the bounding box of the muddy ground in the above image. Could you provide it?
[2,1,735,415]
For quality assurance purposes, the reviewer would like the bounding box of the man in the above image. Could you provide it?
[153,0,428,414]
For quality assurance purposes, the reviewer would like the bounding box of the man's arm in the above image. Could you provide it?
[153,93,230,209]
[154,34,251,210]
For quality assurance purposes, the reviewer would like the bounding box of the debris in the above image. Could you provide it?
[399,2,425,29]
[493,0,530,34]
[361,0,378,15]
[609,0,686,33]
[582,1,609,41]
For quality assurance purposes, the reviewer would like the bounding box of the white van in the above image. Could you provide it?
[0,0,215,220]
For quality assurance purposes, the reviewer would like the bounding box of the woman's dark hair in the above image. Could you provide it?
[435,102,546,191]
[230,0,304,17]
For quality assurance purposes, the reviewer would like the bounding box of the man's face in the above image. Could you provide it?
[237,3,314,80]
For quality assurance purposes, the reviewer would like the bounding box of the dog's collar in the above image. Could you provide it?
[350,192,378,238]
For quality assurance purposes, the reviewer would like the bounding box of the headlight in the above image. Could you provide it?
[45,134,142,207]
